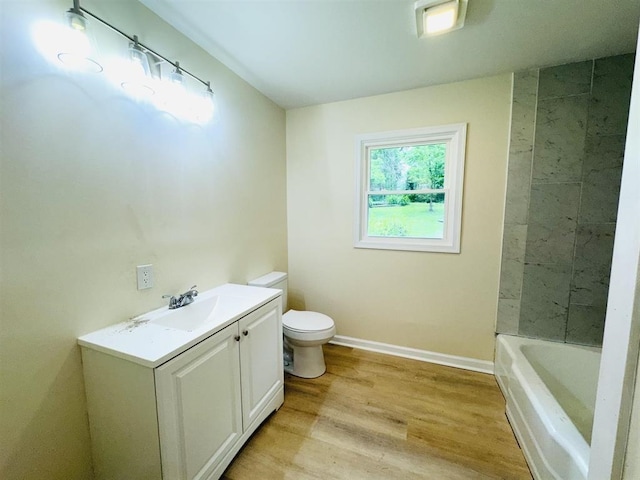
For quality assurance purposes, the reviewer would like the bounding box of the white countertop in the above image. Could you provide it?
[78,284,281,368]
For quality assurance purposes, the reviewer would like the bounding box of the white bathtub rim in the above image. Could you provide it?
[512,361,590,477]
[500,336,591,473]
[496,335,597,479]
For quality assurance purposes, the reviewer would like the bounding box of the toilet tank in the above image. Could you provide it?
[248,272,288,310]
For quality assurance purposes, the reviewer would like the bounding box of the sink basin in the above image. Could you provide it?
[151,295,251,332]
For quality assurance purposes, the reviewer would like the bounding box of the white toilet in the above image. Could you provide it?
[248,272,336,378]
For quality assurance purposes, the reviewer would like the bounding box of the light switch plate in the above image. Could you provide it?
[137,264,154,290]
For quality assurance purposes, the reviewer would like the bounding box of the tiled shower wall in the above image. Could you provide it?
[496,54,634,346]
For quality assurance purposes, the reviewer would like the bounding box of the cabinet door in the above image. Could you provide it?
[155,323,242,480]
[238,300,284,428]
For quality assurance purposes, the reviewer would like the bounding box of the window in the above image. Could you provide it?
[354,124,467,253]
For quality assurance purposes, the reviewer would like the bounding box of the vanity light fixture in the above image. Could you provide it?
[415,0,468,37]
[154,60,189,117]
[196,81,216,123]
[49,0,215,122]
[57,0,102,72]
[121,35,155,97]
[204,81,214,103]
[170,61,185,85]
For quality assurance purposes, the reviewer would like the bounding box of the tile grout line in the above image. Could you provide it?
[564,58,596,343]
[515,68,540,337]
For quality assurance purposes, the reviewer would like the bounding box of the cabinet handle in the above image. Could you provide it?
[242,330,249,336]
[234,335,240,342]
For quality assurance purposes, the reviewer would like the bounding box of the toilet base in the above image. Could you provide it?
[287,344,327,378]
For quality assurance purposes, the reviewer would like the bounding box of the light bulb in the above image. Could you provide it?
[194,84,215,124]
[57,10,102,73]
[68,11,86,31]
[424,0,459,35]
[170,61,185,85]
[121,37,155,98]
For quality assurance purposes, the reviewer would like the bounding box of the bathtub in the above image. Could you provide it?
[495,334,602,480]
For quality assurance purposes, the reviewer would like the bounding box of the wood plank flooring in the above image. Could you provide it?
[223,344,531,479]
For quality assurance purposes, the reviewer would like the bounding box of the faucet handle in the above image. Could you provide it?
[162,294,179,309]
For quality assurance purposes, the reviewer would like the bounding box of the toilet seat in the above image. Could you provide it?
[283,310,336,342]
[283,310,334,332]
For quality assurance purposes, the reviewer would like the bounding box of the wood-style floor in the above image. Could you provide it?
[223,344,532,480]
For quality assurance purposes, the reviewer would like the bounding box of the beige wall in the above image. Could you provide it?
[0,1,287,479]
[286,75,512,361]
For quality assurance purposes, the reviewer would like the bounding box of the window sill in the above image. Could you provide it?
[354,238,461,253]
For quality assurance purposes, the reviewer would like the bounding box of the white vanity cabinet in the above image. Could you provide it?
[79,288,283,480]
[155,302,283,480]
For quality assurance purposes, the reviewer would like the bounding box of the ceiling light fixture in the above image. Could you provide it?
[415,0,468,38]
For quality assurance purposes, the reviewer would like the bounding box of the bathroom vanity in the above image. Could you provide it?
[78,284,284,480]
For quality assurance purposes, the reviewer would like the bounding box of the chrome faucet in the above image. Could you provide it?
[163,285,198,309]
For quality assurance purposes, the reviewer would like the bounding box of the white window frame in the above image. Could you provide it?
[354,123,467,253]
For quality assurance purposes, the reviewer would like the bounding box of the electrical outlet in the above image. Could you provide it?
[136,264,154,290]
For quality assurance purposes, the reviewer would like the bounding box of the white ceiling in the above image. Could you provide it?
[139,0,640,110]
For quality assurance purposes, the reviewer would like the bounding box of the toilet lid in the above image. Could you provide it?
[283,310,334,332]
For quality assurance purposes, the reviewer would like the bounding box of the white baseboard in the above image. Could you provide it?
[329,335,494,374]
